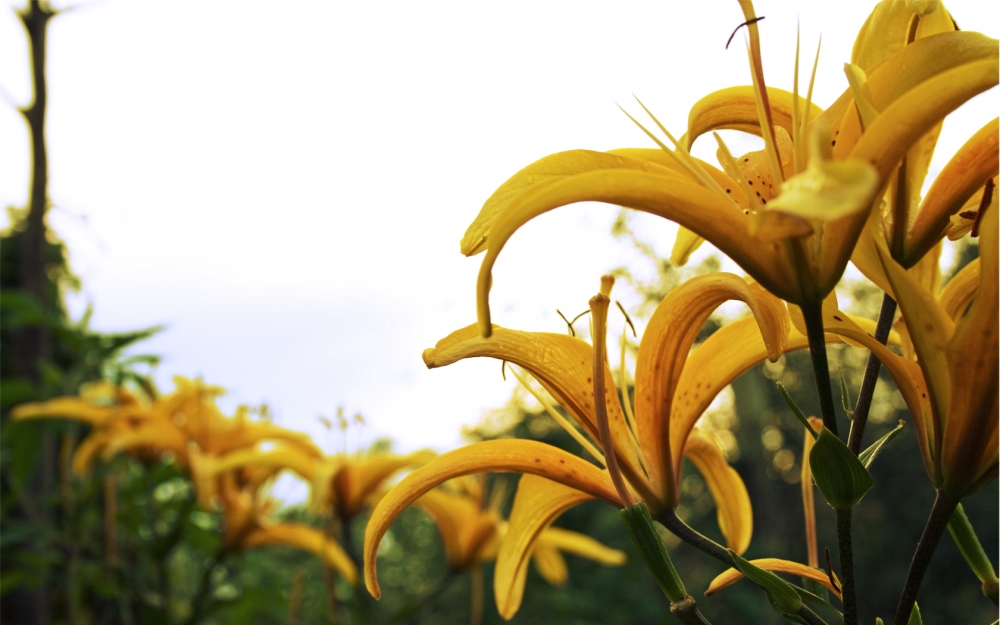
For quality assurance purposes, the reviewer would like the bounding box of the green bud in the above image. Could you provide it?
[728,550,802,614]
[859,420,905,469]
[809,427,874,510]
[620,503,686,602]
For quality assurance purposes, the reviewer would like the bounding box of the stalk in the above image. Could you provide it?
[892,490,961,625]
[847,294,898,454]
[659,509,734,567]
[836,509,858,625]
[800,303,839,436]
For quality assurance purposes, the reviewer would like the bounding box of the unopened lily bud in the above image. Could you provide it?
[905,0,940,16]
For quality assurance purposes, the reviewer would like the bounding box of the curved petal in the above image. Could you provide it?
[242,523,357,586]
[877,238,955,440]
[685,86,822,149]
[683,429,752,555]
[530,544,568,586]
[414,488,499,569]
[100,419,189,464]
[536,526,626,567]
[494,474,594,620]
[213,447,318,483]
[474,168,803,327]
[851,0,955,72]
[821,54,999,293]
[906,119,1000,265]
[422,324,650,503]
[939,258,981,320]
[11,398,117,426]
[363,440,620,599]
[706,558,841,600]
[71,430,111,475]
[668,317,815,492]
[941,200,999,495]
[635,274,787,499]
[460,150,683,256]
[605,149,748,207]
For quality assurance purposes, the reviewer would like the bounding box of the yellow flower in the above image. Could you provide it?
[188,448,358,585]
[363,273,888,605]
[206,444,435,521]
[459,1,997,325]
[12,377,321,473]
[393,476,625,620]
[872,198,998,497]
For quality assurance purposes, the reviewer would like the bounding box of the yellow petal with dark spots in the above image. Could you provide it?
[363,440,620,599]
[683,429,752,555]
[494,475,592,620]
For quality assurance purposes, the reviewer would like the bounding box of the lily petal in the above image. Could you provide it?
[363,440,621,599]
[941,199,999,495]
[535,526,627,567]
[851,0,956,72]
[495,474,593,620]
[906,119,1000,265]
[460,150,684,256]
[821,53,999,293]
[11,398,117,426]
[473,168,802,322]
[634,273,787,499]
[422,324,650,502]
[940,258,981,321]
[337,450,437,517]
[685,86,822,150]
[683,429,753,555]
[706,557,841,600]
[414,488,499,569]
[242,523,357,585]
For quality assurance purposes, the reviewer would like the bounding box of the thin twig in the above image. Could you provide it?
[659,509,734,567]
[800,303,839,436]
[847,294,898,455]
[836,509,858,625]
[893,490,960,625]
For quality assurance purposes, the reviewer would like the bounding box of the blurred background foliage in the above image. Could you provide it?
[2,2,996,624]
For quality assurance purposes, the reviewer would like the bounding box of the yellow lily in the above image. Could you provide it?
[399,476,625,621]
[188,448,358,585]
[874,195,998,498]
[459,1,997,325]
[12,376,321,475]
[205,443,435,521]
[364,273,889,603]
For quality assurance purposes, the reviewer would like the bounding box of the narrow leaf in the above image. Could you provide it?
[859,421,905,469]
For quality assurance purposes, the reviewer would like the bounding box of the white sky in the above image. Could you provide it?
[1,1,997,458]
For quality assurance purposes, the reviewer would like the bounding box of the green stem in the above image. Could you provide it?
[800,303,839,437]
[659,509,734,567]
[836,508,858,625]
[893,489,960,625]
[670,596,713,625]
[183,556,219,625]
[848,294,897,455]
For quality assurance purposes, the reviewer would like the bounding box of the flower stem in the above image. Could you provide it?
[836,508,858,625]
[800,303,838,437]
[659,509,734,567]
[847,294,897,455]
[670,596,713,625]
[893,489,961,625]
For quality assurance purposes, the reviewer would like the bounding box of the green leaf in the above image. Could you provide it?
[800,577,830,603]
[859,421,905,469]
[792,583,843,625]
[777,382,817,438]
[908,602,922,625]
[809,427,875,510]
[838,367,854,420]
[729,550,803,615]
[948,502,1000,592]
[620,503,687,602]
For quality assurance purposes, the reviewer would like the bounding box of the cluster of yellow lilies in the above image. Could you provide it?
[11,0,997,622]
[12,375,629,620]
[359,0,996,622]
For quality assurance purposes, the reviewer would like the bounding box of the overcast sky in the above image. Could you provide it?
[1,1,997,459]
